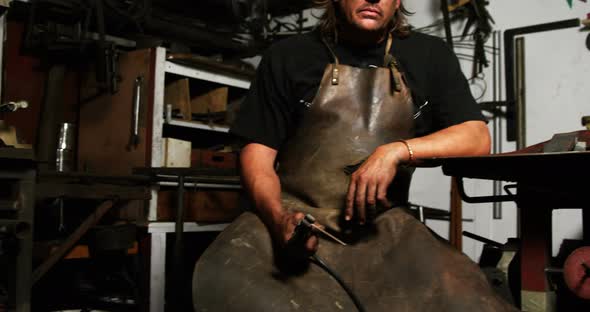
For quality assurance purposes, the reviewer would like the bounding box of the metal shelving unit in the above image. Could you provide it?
[147,47,250,312]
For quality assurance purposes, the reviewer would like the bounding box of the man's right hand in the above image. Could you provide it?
[274,212,319,259]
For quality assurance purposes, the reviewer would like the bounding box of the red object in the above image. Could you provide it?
[563,246,590,299]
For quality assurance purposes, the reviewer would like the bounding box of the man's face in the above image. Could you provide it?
[338,0,400,32]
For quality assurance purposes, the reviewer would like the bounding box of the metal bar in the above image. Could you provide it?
[456,177,516,204]
[172,175,185,310]
[15,168,35,312]
[36,183,150,200]
[36,65,66,171]
[149,232,167,312]
[32,200,117,284]
[463,230,504,248]
[492,30,503,220]
[37,171,151,183]
[440,0,454,51]
[148,47,167,222]
[584,208,590,243]
[157,181,241,189]
[166,118,230,133]
[503,18,580,141]
[165,61,251,90]
[147,222,229,233]
[515,37,526,150]
[0,13,4,101]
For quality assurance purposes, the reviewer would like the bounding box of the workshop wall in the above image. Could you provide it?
[406,0,590,261]
[2,20,80,147]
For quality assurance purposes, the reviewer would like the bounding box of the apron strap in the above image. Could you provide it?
[323,33,393,86]
[321,36,341,85]
[383,33,397,68]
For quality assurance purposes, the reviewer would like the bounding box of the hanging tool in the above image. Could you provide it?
[451,0,495,73]
[0,101,28,113]
[129,76,143,149]
[58,198,66,233]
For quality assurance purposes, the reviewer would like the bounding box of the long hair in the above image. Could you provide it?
[314,0,413,39]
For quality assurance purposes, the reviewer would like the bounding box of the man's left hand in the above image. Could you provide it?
[345,142,408,224]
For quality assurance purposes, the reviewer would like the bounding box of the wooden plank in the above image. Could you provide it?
[36,183,150,200]
[164,78,191,120]
[32,200,119,284]
[191,86,228,114]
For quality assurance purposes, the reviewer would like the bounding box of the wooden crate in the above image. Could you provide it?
[164,78,191,121]
[157,189,242,222]
[191,87,228,114]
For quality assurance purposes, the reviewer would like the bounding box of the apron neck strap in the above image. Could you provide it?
[322,35,340,65]
[322,32,394,66]
[322,32,393,85]
[384,33,393,58]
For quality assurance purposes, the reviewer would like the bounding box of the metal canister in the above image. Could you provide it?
[56,123,76,172]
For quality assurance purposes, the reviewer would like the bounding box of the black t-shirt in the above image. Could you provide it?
[230,29,485,150]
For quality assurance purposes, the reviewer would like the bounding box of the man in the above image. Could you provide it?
[193,1,517,311]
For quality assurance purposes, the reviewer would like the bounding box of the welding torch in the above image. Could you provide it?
[287,213,365,312]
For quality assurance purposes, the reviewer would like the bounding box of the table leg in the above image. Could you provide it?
[519,202,554,312]
[584,208,590,243]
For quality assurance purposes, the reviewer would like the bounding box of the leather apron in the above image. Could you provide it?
[193,36,517,312]
[277,36,414,232]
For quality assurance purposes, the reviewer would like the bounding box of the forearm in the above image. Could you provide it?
[243,169,284,227]
[387,120,491,162]
[240,143,284,230]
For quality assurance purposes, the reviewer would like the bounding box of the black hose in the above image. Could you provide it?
[310,254,366,312]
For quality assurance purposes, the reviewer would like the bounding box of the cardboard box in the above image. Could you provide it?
[163,138,192,167]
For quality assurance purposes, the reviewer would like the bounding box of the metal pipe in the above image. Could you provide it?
[172,174,185,311]
[515,37,526,150]
[36,65,66,170]
[0,220,32,239]
[492,30,502,220]
[463,230,504,248]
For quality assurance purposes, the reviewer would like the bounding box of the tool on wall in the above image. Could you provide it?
[448,0,495,73]
[583,14,590,50]
[128,76,143,149]
[0,101,28,113]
